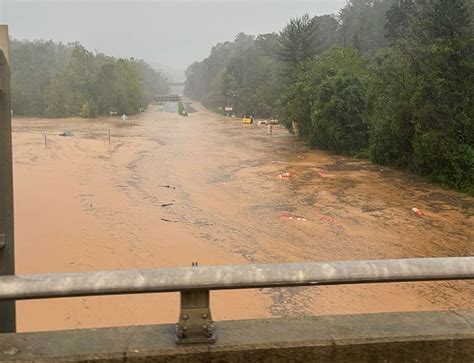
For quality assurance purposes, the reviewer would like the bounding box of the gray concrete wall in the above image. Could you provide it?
[0,310,472,362]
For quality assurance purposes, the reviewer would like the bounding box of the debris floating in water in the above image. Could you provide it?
[319,214,338,225]
[159,185,176,189]
[59,131,74,137]
[278,172,292,179]
[280,213,307,222]
[411,207,425,218]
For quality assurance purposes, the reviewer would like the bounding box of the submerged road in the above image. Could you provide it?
[12,104,473,332]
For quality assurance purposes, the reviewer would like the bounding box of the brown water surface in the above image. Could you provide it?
[12,104,473,332]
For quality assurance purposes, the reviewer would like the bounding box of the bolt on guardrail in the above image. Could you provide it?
[176,290,215,344]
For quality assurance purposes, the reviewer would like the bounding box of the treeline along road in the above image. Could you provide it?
[10,40,168,118]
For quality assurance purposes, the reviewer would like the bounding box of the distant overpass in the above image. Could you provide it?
[157,78,187,102]
[155,94,191,103]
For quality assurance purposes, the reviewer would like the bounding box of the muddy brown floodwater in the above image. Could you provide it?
[12,104,473,332]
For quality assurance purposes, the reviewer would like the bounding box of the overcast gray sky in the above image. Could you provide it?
[0,0,346,81]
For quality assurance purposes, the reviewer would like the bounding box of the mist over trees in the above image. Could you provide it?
[10,40,168,118]
[184,0,473,193]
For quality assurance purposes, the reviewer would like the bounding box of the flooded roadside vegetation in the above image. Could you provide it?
[2,0,473,332]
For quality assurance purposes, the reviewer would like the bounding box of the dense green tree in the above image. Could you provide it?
[10,40,71,116]
[183,4,396,117]
[368,48,415,167]
[338,0,394,57]
[223,47,280,117]
[312,74,368,153]
[277,14,318,72]
[255,33,279,57]
[11,40,167,118]
[44,45,98,117]
[184,32,282,117]
[285,48,369,154]
[135,59,168,104]
[410,0,473,190]
[313,15,342,54]
[370,0,473,191]
[184,42,233,102]
[385,0,416,43]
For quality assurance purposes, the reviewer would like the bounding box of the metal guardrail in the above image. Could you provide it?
[1,257,473,344]
[1,257,473,301]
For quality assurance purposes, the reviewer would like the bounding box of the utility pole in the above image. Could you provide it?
[0,24,16,333]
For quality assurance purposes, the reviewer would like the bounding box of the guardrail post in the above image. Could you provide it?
[175,290,215,344]
[0,24,16,333]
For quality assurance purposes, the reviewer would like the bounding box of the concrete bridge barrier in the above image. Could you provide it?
[0,310,472,362]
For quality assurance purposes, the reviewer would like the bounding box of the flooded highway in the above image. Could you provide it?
[12,104,473,332]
